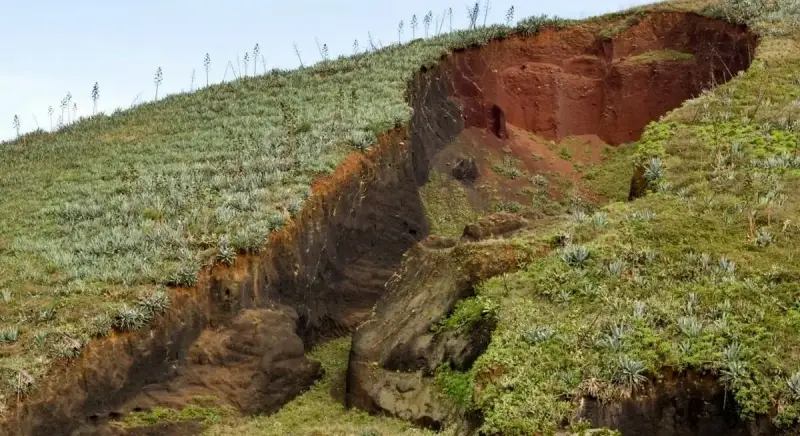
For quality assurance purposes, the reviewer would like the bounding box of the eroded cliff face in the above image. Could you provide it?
[446,12,754,145]
[346,11,759,435]
[2,11,758,436]
[345,216,529,432]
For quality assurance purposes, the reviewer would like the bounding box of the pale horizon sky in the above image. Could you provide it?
[0,0,654,141]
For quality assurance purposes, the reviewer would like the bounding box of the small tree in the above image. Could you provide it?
[203,53,211,86]
[60,97,67,125]
[314,37,326,61]
[424,11,433,38]
[154,67,163,100]
[12,115,20,138]
[411,14,418,39]
[449,7,453,32]
[91,82,99,115]
[65,92,73,124]
[47,106,54,130]
[322,43,329,61]
[467,2,480,29]
[483,0,491,27]
[293,42,304,67]
[353,39,359,54]
[398,20,404,44]
[252,43,260,76]
[506,5,515,26]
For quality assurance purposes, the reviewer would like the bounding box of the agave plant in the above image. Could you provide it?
[554,289,572,304]
[718,256,737,275]
[217,235,236,265]
[571,210,588,224]
[678,316,703,337]
[632,301,647,320]
[114,305,148,332]
[644,157,665,184]
[138,288,170,316]
[787,371,800,400]
[606,259,626,277]
[524,325,555,345]
[591,212,608,227]
[720,360,748,389]
[0,327,19,343]
[629,210,656,221]
[615,355,648,388]
[756,228,774,247]
[560,244,590,267]
[722,341,743,364]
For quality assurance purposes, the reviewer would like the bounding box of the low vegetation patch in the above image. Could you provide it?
[626,49,696,64]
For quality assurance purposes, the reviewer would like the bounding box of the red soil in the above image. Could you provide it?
[444,12,755,145]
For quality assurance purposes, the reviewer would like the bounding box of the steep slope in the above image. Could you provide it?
[3,0,800,435]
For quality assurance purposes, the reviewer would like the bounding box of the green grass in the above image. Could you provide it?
[0,14,575,398]
[626,49,696,63]
[420,171,481,238]
[597,10,646,39]
[491,155,525,179]
[582,145,638,202]
[121,403,236,429]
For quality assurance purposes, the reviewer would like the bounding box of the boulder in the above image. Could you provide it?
[452,157,479,183]
[461,212,527,242]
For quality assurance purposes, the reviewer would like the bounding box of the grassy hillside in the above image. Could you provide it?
[3,0,800,433]
[0,12,573,399]
[439,2,800,434]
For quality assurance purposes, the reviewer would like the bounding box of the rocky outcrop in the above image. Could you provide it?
[452,157,479,183]
[628,162,648,201]
[346,225,526,431]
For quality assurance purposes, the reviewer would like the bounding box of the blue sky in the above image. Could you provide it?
[0,0,653,141]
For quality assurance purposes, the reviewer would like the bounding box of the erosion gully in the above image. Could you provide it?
[2,11,756,436]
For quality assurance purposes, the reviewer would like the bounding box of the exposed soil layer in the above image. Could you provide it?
[448,12,756,145]
[2,11,757,436]
[118,306,322,416]
[576,370,777,435]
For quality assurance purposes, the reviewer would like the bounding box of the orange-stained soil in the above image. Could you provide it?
[423,11,754,219]
[446,12,754,145]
